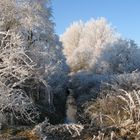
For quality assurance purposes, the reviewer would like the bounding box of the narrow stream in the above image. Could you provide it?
[65,90,77,124]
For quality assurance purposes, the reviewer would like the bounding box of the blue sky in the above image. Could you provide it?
[52,0,140,44]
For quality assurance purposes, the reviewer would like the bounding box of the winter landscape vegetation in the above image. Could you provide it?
[0,0,140,139]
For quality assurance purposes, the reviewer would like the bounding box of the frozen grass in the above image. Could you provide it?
[85,89,140,139]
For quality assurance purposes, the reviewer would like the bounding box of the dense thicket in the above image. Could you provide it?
[0,0,68,125]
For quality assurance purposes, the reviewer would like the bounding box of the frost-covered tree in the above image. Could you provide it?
[0,0,66,124]
[94,39,140,74]
[61,18,118,72]
[61,21,84,59]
